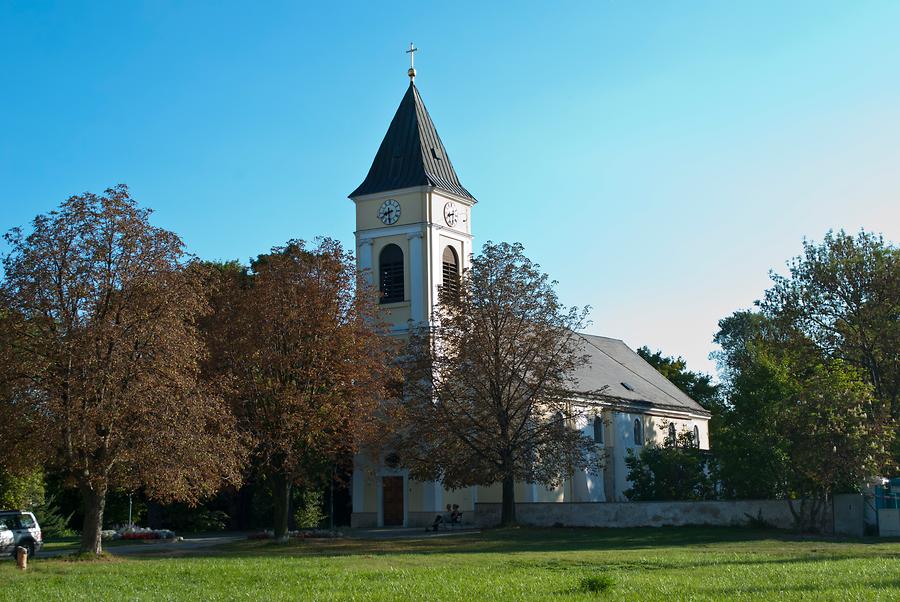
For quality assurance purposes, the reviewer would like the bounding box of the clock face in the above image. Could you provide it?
[443,202,459,227]
[377,199,401,225]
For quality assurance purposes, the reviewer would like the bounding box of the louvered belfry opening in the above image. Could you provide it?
[441,246,460,299]
[379,244,404,304]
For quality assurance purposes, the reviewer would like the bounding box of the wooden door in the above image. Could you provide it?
[382,476,404,526]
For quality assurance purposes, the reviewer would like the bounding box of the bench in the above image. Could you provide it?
[440,512,463,530]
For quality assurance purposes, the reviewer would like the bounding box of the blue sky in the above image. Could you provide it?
[2,1,898,376]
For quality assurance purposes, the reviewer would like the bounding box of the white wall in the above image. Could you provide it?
[475,500,817,530]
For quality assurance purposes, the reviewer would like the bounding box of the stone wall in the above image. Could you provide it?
[474,500,829,530]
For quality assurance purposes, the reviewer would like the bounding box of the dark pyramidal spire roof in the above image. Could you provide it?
[350,83,475,201]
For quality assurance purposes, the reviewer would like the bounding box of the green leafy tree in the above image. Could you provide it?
[761,230,899,422]
[294,490,326,529]
[712,311,891,529]
[711,230,897,518]
[711,311,792,499]
[0,469,44,510]
[779,359,889,530]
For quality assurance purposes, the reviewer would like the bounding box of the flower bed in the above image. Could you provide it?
[101,526,177,541]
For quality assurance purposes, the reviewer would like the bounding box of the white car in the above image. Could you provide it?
[0,523,13,557]
[0,511,43,558]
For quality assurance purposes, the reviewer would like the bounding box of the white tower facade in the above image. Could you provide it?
[348,79,478,527]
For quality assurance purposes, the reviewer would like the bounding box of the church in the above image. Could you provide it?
[349,55,711,528]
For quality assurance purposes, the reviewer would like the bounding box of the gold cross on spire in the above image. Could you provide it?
[406,42,418,82]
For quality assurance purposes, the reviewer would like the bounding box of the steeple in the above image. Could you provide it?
[349,82,475,202]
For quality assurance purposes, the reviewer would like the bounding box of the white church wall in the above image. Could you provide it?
[442,486,474,513]
[573,411,605,502]
[609,411,642,501]
[430,191,473,237]
[645,416,708,448]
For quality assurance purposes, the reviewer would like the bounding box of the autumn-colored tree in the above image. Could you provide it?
[0,186,245,555]
[203,239,397,540]
[392,241,598,526]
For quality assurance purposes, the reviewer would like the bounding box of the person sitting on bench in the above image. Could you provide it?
[449,504,462,527]
[428,504,453,532]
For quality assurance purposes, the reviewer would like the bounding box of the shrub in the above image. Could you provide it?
[625,426,717,501]
[579,574,615,594]
[744,509,775,530]
[34,493,76,538]
[294,490,326,529]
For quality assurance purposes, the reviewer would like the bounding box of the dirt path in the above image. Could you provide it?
[37,534,247,558]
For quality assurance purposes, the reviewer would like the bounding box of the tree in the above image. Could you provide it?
[0,469,44,510]
[778,359,889,530]
[711,311,793,499]
[392,241,598,526]
[712,310,892,529]
[711,230,898,509]
[624,425,715,501]
[0,186,245,554]
[636,347,720,411]
[761,230,899,421]
[202,239,397,541]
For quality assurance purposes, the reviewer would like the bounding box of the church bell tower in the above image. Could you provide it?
[350,48,478,527]
[349,51,476,335]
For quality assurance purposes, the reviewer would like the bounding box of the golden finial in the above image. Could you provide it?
[406,42,418,82]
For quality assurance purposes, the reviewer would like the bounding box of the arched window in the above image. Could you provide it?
[633,418,643,446]
[379,244,404,304]
[553,411,565,433]
[593,415,604,445]
[668,423,677,445]
[693,425,700,447]
[441,246,460,298]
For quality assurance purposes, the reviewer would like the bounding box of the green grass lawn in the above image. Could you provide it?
[3,527,900,601]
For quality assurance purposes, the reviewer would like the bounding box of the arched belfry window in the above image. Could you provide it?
[554,411,565,430]
[379,244,404,304]
[633,418,643,446]
[441,246,460,298]
[693,425,700,447]
[668,423,677,445]
[593,415,604,445]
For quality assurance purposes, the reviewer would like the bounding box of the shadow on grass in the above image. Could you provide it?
[697,578,900,597]
[93,526,900,564]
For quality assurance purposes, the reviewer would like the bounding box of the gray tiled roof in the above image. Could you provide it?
[570,333,711,416]
[349,83,475,201]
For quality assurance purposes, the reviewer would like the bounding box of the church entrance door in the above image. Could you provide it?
[382,476,404,526]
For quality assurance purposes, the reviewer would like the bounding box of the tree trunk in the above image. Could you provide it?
[79,480,108,555]
[272,473,292,542]
[501,474,516,526]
